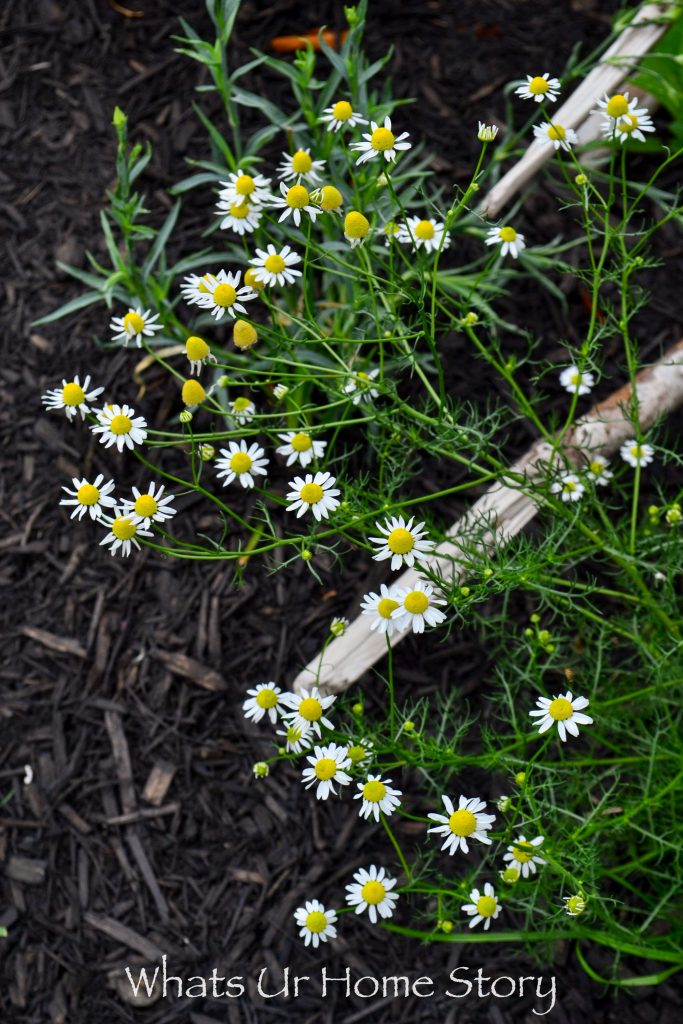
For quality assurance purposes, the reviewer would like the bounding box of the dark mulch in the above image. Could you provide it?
[2,1,682,1021]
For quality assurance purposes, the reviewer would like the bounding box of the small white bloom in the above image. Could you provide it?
[345,865,399,924]
[369,514,434,571]
[275,723,313,754]
[249,244,302,287]
[180,272,218,307]
[428,794,496,855]
[346,739,373,766]
[252,761,269,778]
[243,682,284,725]
[277,148,326,184]
[276,430,326,468]
[330,617,349,637]
[281,686,336,738]
[485,225,526,259]
[360,583,401,636]
[401,216,450,254]
[301,742,352,800]
[294,900,337,948]
[320,100,368,132]
[109,307,163,347]
[350,116,411,165]
[273,384,289,400]
[529,690,593,742]
[267,181,320,227]
[91,403,148,452]
[229,397,256,424]
[461,882,502,931]
[564,894,587,917]
[533,122,578,151]
[515,73,561,103]
[285,471,340,521]
[344,368,380,404]
[60,475,116,521]
[559,365,595,395]
[217,168,272,207]
[391,580,446,634]
[215,440,269,489]
[120,482,176,529]
[99,510,153,558]
[503,834,546,877]
[477,122,499,142]
[215,199,262,235]
[354,775,402,822]
[585,454,613,486]
[550,473,584,503]
[42,374,104,421]
[596,93,655,145]
[620,439,655,468]
[185,269,256,321]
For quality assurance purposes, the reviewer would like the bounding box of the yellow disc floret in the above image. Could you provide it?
[299,697,322,721]
[344,211,369,238]
[265,254,286,274]
[233,397,251,412]
[414,220,435,240]
[332,100,353,122]
[62,382,86,406]
[387,527,414,554]
[291,150,313,174]
[448,809,477,836]
[361,880,386,905]
[548,697,573,720]
[377,597,399,619]
[319,185,343,211]
[547,124,566,141]
[233,320,258,349]
[606,93,629,118]
[244,268,265,291]
[499,226,517,242]
[112,517,137,541]
[77,483,99,505]
[235,174,255,196]
[370,126,395,151]
[110,414,132,435]
[123,311,145,335]
[256,688,278,709]
[363,780,387,803]
[182,379,206,406]
[229,202,250,219]
[305,910,327,933]
[476,895,497,918]
[285,184,309,209]
[230,451,253,474]
[135,494,158,518]
[314,758,337,781]
[300,482,324,504]
[291,432,312,452]
[512,844,535,863]
[404,591,429,615]
[213,283,237,307]
[185,336,209,361]
[529,76,549,96]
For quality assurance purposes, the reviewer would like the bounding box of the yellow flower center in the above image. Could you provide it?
[377,597,399,619]
[112,517,137,541]
[265,254,286,274]
[589,460,605,476]
[230,451,253,474]
[529,76,549,95]
[357,371,370,382]
[198,275,214,293]
[501,867,520,884]
[404,591,429,615]
[256,688,278,709]
[291,150,313,173]
[319,185,343,210]
[185,335,209,361]
[386,527,414,554]
[548,697,573,720]
[606,94,629,118]
[123,311,145,334]
[315,757,337,781]
[414,219,435,240]
[547,124,566,141]
[291,432,312,452]
[286,185,310,209]
[182,379,206,406]
[235,173,255,196]
[512,844,535,864]
[361,880,386,905]
[332,100,353,121]
[110,414,132,435]
[244,268,265,291]
[233,397,252,412]
[567,895,586,915]
[233,320,257,349]
[347,744,368,763]
[363,780,387,803]
[344,211,370,238]
[135,494,158,518]
[448,809,477,836]
[77,483,99,505]
[499,226,517,242]
[618,113,638,133]
[570,372,582,385]
[62,382,86,406]
[299,697,322,721]
[213,283,237,307]
[475,895,497,918]
[370,126,395,151]
[300,482,324,504]
[286,726,303,743]
[229,202,250,219]
[630,445,644,458]
[305,910,327,933]
[563,479,577,493]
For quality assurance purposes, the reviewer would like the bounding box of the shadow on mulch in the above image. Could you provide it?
[1,0,682,1021]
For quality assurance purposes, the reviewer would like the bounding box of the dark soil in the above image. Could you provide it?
[2,1,682,1021]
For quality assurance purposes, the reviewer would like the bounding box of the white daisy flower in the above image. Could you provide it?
[620,439,655,468]
[180,272,219,307]
[360,583,401,636]
[391,580,447,634]
[596,93,655,144]
[215,440,269,489]
[60,475,116,521]
[559,365,595,395]
[485,225,526,259]
[215,199,262,235]
[350,116,411,165]
[532,122,578,151]
[515,73,561,103]
[428,794,496,855]
[120,482,176,529]
[346,739,374,766]
[277,148,326,184]
[529,690,593,742]
[185,336,212,375]
[461,882,502,931]
[369,514,434,571]
[503,834,546,877]
[585,454,613,485]
[91,403,147,452]
[99,510,152,558]
[249,244,302,287]
[320,100,368,132]
[345,865,399,924]
[401,216,450,254]
[354,775,402,822]
[281,686,336,738]
[217,168,272,207]
[301,742,352,800]
[42,374,104,421]
[477,122,499,142]
[275,723,313,754]
[285,471,340,521]
[267,181,319,227]
[343,210,371,247]
[276,431,327,468]
[550,473,585,503]
[187,269,256,321]
[109,308,163,348]
[294,900,337,948]
[229,397,256,424]
[243,682,284,725]
[344,367,380,404]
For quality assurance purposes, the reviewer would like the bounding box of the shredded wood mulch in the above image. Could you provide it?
[2,0,682,1020]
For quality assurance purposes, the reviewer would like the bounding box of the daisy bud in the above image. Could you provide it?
[199,443,215,461]
[483,568,493,578]
[666,505,682,525]
[564,894,587,917]
[515,771,526,786]
[273,384,289,400]
[301,548,313,561]
[649,505,660,518]
[440,920,453,934]
[330,617,349,637]
[376,172,389,187]
[352,702,364,717]
[500,867,520,885]
[252,761,269,779]
[460,586,470,596]
[244,267,266,291]
[497,795,511,813]
[179,410,193,424]
[181,379,206,407]
[403,720,416,734]
[233,319,258,350]
[218,375,230,388]
[344,210,370,247]
[463,312,479,326]
[575,173,588,186]
[477,122,499,142]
